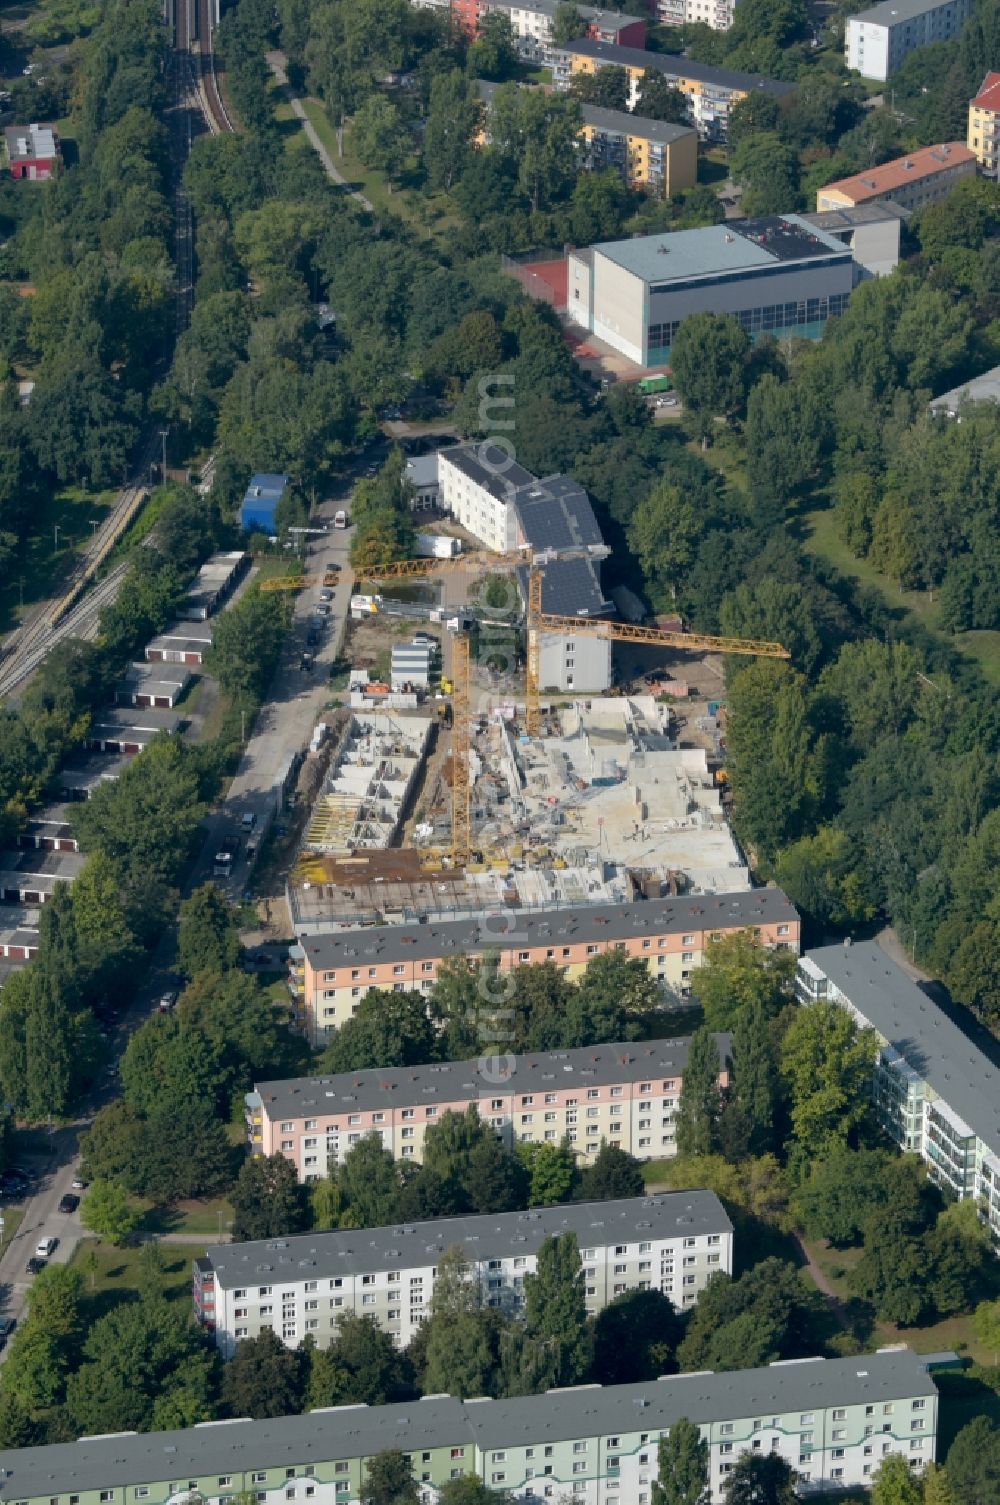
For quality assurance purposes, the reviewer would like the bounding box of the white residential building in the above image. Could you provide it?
[193,1192,734,1355]
[797,941,1000,1246]
[844,0,974,80]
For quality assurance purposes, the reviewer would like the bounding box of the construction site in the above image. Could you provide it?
[273,547,785,943]
[285,692,745,934]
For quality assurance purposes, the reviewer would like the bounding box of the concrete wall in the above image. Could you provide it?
[591,251,647,365]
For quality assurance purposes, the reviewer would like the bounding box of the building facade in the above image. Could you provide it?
[796,942,1000,1247]
[247,1034,738,1182]
[968,71,1000,175]
[578,105,698,197]
[800,205,904,277]
[193,1192,734,1355]
[815,142,976,213]
[492,0,646,65]
[0,1347,946,1505]
[844,0,974,79]
[477,82,699,199]
[656,0,741,30]
[552,38,793,141]
[290,887,799,1040]
[567,216,855,367]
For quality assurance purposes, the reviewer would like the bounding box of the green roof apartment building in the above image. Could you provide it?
[193,1192,734,1356]
[0,1347,946,1504]
[797,941,1000,1246]
[567,215,858,368]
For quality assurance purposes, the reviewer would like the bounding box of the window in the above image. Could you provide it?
[219,1480,233,1488]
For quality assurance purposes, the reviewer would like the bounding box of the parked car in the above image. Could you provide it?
[25,1257,46,1275]
[319,589,333,602]
[315,603,331,617]
[71,1175,88,1190]
[35,1236,58,1259]
[158,990,177,1013]
[241,812,256,832]
[58,1193,80,1214]
[306,629,319,646]
[0,1316,16,1348]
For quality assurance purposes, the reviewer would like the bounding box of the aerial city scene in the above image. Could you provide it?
[0,0,999,1500]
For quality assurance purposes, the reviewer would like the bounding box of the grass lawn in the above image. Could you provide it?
[293,97,463,245]
[801,1237,996,1365]
[70,1237,204,1305]
[0,1208,24,1252]
[800,506,1000,686]
[0,481,118,634]
[132,1196,234,1240]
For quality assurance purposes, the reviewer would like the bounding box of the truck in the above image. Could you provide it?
[638,373,672,396]
[214,849,234,876]
[334,509,348,529]
[414,532,462,560]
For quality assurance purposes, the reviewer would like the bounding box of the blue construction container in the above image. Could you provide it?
[240,473,290,535]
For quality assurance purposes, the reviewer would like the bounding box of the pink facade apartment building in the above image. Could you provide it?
[247,1035,733,1182]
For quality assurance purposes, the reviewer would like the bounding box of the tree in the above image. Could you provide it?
[424,70,476,192]
[926,1199,993,1317]
[523,1232,590,1385]
[921,1464,955,1505]
[332,1133,404,1229]
[676,1028,721,1158]
[331,1314,410,1405]
[518,1139,579,1206]
[573,948,660,1034]
[361,1451,420,1505]
[552,2,587,45]
[729,132,800,216]
[464,1133,530,1214]
[693,932,795,1032]
[570,64,630,111]
[177,883,242,977]
[636,70,690,125]
[945,1416,1000,1505]
[790,1147,895,1246]
[578,1142,644,1202]
[850,1201,932,1325]
[729,1001,780,1158]
[220,1327,305,1418]
[669,314,750,439]
[726,91,781,150]
[744,374,825,518]
[774,826,878,932]
[231,1153,307,1242]
[721,1454,797,1505]
[0,1391,41,1449]
[320,989,436,1074]
[652,1416,709,1505]
[437,1480,514,1505]
[80,1179,141,1245]
[468,11,518,81]
[65,1297,215,1435]
[779,1002,876,1162]
[870,1454,924,1505]
[974,1297,1000,1364]
[679,1260,824,1373]
[593,1288,682,1387]
[628,482,704,607]
[204,588,289,704]
[351,96,408,189]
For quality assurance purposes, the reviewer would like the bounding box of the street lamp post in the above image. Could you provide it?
[159,428,169,483]
[89,519,101,544]
[53,524,60,554]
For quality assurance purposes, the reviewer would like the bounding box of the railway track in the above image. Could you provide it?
[191,0,235,136]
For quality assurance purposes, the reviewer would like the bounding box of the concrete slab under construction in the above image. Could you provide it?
[300,711,432,856]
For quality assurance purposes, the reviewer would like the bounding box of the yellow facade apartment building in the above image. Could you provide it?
[968,72,1000,174]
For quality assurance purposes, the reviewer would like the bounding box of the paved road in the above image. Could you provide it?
[265,52,374,211]
[191,497,357,902]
